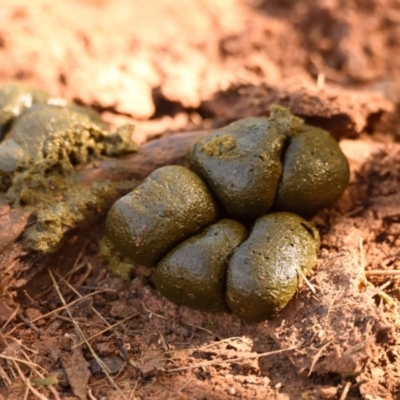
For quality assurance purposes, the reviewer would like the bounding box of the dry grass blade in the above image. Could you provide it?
[128,376,140,400]
[168,337,249,355]
[29,290,113,324]
[18,347,61,400]
[0,343,58,398]
[88,388,97,400]
[72,312,140,349]
[141,301,166,319]
[297,267,316,294]
[379,280,392,290]
[12,359,49,400]
[48,269,128,400]
[165,346,299,372]
[19,313,45,336]
[0,355,44,371]
[0,304,19,332]
[181,321,221,339]
[339,381,352,400]
[365,270,400,276]
[358,238,396,306]
[56,270,121,333]
[359,237,365,272]
[0,362,12,386]
[307,341,332,376]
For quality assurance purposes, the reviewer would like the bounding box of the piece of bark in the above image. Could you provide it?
[76,130,207,187]
[60,346,91,400]
[203,83,393,139]
[0,201,32,253]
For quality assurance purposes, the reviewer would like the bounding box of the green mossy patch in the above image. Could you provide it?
[200,134,237,158]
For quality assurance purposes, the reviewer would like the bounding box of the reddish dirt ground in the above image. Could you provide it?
[1,0,400,399]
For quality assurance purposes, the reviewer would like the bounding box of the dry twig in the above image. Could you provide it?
[165,346,299,372]
[365,270,400,276]
[181,321,221,339]
[308,341,332,376]
[72,312,140,349]
[297,267,316,294]
[339,381,352,400]
[48,269,127,400]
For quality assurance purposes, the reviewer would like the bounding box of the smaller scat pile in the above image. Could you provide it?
[0,82,138,252]
[106,107,350,322]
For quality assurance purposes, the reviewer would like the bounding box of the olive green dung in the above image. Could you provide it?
[0,90,138,253]
[273,126,350,216]
[106,165,218,267]
[188,107,349,219]
[189,117,286,221]
[0,104,137,193]
[226,212,320,322]
[153,219,248,312]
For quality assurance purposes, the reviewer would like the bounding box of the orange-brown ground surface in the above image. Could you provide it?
[1,1,400,399]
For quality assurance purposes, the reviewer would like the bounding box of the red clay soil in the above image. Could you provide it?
[1,1,400,399]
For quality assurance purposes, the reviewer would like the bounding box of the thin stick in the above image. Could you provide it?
[29,290,112,323]
[357,239,396,304]
[379,281,392,290]
[339,381,352,400]
[168,336,246,355]
[181,321,221,339]
[17,346,61,400]
[141,301,166,319]
[297,268,316,294]
[7,363,17,380]
[155,322,170,352]
[0,355,44,371]
[128,376,140,400]
[68,239,90,276]
[359,238,365,272]
[48,269,127,400]
[23,368,30,400]
[72,313,140,349]
[55,272,126,343]
[178,378,193,392]
[88,388,97,400]
[325,291,340,320]
[56,271,137,364]
[67,262,92,296]
[7,340,48,376]
[365,270,400,276]
[0,304,19,332]
[18,314,45,336]
[343,338,374,356]
[12,360,49,400]
[0,362,12,386]
[165,346,299,372]
[26,360,60,400]
[308,341,332,376]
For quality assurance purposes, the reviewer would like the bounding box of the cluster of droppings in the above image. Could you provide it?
[106,166,218,267]
[189,106,349,220]
[106,106,349,322]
